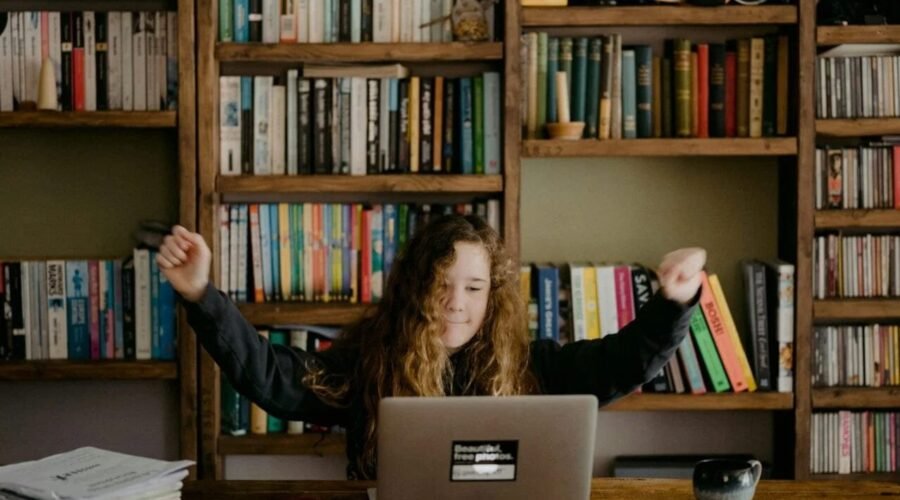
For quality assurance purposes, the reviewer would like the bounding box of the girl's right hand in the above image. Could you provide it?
[156,225,211,303]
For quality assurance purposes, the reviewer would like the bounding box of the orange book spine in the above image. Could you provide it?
[699,272,748,392]
[697,44,709,138]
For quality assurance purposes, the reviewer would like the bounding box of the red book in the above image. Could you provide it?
[613,266,635,329]
[88,260,100,360]
[725,50,737,137]
[697,44,709,138]
[73,12,85,111]
[893,146,900,209]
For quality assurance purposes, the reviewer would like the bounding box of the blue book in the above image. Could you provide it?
[323,204,332,301]
[546,37,559,124]
[157,267,176,360]
[382,204,397,281]
[259,204,272,301]
[342,204,352,300]
[104,260,116,359]
[98,261,107,359]
[66,261,90,360]
[150,254,160,360]
[233,0,249,42]
[371,205,384,302]
[330,0,339,42]
[388,79,399,172]
[324,0,333,43]
[113,260,124,359]
[459,78,474,174]
[534,264,560,342]
[622,49,638,139]
[350,0,361,43]
[571,38,588,122]
[269,204,280,301]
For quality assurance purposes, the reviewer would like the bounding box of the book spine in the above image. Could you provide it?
[689,307,731,392]
[270,78,286,175]
[736,39,750,137]
[88,260,100,360]
[762,36,778,137]
[700,272,746,391]
[621,49,637,139]
[546,37,559,125]
[571,37,587,124]
[418,77,432,173]
[744,261,772,391]
[585,37,601,138]
[748,37,764,138]
[410,77,421,173]
[673,39,691,137]
[253,76,273,174]
[696,44,709,138]
[236,0,251,41]
[776,35,789,135]
[220,76,242,175]
[459,77,473,174]
[122,258,135,359]
[678,331,708,394]
[483,72,501,175]
[725,45,736,137]
[120,12,132,110]
[635,45,652,139]
[711,273,758,391]
[536,32,548,136]
[709,43,726,138]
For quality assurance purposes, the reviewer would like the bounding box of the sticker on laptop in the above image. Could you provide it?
[450,440,518,482]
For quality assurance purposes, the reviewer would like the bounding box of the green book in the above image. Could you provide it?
[398,204,409,252]
[221,376,246,436]
[219,0,234,41]
[536,33,548,138]
[584,38,602,138]
[291,204,303,301]
[689,308,731,393]
[559,37,573,107]
[546,37,559,124]
[635,45,653,138]
[267,330,288,432]
[473,75,484,175]
[674,38,692,138]
[571,37,588,123]
[621,49,637,139]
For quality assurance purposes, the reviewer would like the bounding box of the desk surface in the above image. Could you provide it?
[183,478,900,499]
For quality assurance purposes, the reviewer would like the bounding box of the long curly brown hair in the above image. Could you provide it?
[304,214,537,478]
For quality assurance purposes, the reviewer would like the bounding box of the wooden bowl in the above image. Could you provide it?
[546,121,585,140]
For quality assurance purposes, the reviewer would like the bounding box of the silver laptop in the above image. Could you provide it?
[377,395,597,500]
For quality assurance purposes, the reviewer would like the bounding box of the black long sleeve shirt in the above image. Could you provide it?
[183,284,697,479]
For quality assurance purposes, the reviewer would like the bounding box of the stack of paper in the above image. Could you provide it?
[0,447,194,500]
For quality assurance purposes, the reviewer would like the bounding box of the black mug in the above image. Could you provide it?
[692,459,762,500]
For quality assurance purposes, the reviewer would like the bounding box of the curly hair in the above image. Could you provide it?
[303,213,537,478]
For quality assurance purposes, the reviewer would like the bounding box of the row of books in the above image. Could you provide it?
[221,329,340,436]
[520,261,795,393]
[217,201,500,304]
[520,34,790,140]
[816,50,900,120]
[813,233,900,299]
[813,324,900,388]
[217,0,499,43]
[0,11,178,112]
[219,69,501,176]
[811,411,899,475]
[0,251,176,362]
[815,144,900,210]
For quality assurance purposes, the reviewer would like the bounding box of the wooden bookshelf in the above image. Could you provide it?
[812,387,900,409]
[815,210,900,229]
[218,175,503,194]
[218,434,347,456]
[521,5,797,27]
[216,42,503,62]
[0,361,178,381]
[814,299,900,321]
[522,138,797,158]
[237,303,370,326]
[0,111,177,128]
[603,392,794,412]
[816,119,900,137]
[811,472,900,482]
[817,25,900,45]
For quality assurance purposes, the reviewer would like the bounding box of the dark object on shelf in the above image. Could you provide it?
[694,459,762,500]
[818,0,900,26]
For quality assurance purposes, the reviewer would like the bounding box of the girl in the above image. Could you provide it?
[159,214,705,479]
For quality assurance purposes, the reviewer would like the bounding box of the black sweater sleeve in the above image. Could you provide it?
[182,284,353,426]
[528,291,698,406]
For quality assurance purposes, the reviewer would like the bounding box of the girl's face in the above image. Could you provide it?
[440,242,491,352]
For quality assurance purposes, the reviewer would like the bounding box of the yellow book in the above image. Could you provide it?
[748,37,764,138]
[520,265,532,308]
[409,77,420,172]
[708,274,758,392]
[250,330,269,434]
[521,0,567,6]
[279,203,291,302]
[351,204,363,304]
[332,203,342,301]
[582,265,601,340]
[303,203,314,302]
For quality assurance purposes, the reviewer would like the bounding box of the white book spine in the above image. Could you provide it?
[134,248,152,360]
[286,69,298,175]
[351,0,361,43]
[308,0,323,42]
[166,12,177,110]
[596,266,619,337]
[270,82,286,175]
[0,12,13,110]
[107,12,122,109]
[12,13,21,106]
[37,261,49,360]
[253,76,273,174]
[237,205,249,302]
[373,0,390,43]
[331,77,341,172]
[219,76,243,175]
[24,11,40,104]
[302,204,313,301]
[132,13,147,110]
[418,0,429,42]
[429,0,441,42]
[280,0,296,42]
[48,12,62,110]
[83,12,96,110]
[378,78,389,172]
[483,71,501,174]
[218,205,230,294]
[398,0,409,42]
[350,76,367,175]
[390,0,400,42]
[250,205,264,300]
[263,0,279,43]
[441,0,452,42]
[145,12,158,111]
[229,205,240,298]
[296,0,309,42]
[411,0,420,42]
[121,12,133,110]
[156,12,167,110]
[571,266,586,342]
[21,262,33,360]
[47,260,68,360]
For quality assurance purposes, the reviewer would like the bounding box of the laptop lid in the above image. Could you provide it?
[377,395,597,500]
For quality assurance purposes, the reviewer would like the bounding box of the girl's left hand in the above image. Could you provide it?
[657,247,707,305]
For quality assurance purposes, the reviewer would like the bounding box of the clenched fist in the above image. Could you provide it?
[156,225,212,303]
[657,247,707,305]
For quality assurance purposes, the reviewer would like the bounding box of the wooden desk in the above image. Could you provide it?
[183,478,900,499]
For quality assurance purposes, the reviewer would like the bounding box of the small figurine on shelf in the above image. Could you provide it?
[545,71,584,140]
[37,57,58,111]
[452,0,491,41]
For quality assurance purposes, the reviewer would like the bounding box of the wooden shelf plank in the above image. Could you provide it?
[218,434,346,455]
[238,303,370,326]
[814,299,900,321]
[522,138,797,157]
[602,392,793,411]
[0,361,178,381]
[816,210,900,229]
[816,119,900,137]
[0,111,177,128]
[812,387,900,409]
[218,174,503,194]
[811,472,900,482]
[521,6,797,27]
[817,25,900,45]
[216,42,503,62]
